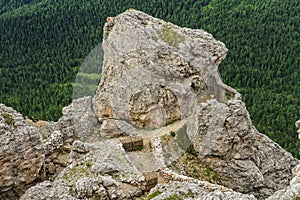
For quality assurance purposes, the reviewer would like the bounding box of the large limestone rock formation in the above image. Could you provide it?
[92,9,297,199]
[93,8,239,131]
[2,9,297,200]
[0,104,45,199]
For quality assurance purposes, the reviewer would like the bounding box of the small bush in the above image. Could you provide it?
[170,131,176,137]
[186,145,197,157]
[135,145,143,151]
[86,162,92,168]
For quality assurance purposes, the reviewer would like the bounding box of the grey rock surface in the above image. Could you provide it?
[10,9,300,200]
[58,96,100,142]
[33,96,101,181]
[93,9,238,130]
[267,162,300,200]
[21,139,144,200]
[148,181,257,200]
[0,104,45,199]
[187,99,298,199]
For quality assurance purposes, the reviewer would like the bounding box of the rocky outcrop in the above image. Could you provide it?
[187,99,298,199]
[0,96,102,199]
[56,96,99,142]
[43,96,101,180]
[92,9,297,199]
[93,9,239,131]
[21,140,144,200]
[2,9,297,200]
[0,104,45,199]
[266,162,300,200]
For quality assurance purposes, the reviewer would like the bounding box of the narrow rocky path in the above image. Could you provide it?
[139,118,188,138]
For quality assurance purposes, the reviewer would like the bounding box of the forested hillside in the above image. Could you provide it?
[0,0,299,157]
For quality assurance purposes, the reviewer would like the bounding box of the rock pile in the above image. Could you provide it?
[0,104,45,199]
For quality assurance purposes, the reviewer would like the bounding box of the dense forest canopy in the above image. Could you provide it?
[0,0,299,157]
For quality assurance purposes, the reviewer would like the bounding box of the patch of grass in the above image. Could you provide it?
[92,194,101,200]
[2,113,14,125]
[204,167,220,183]
[164,194,183,200]
[151,36,158,42]
[184,189,195,198]
[159,24,185,48]
[186,145,197,157]
[147,191,162,200]
[62,166,88,182]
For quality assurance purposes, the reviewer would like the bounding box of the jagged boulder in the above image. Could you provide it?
[21,139,144,200]
[26,96,101,182]
[93,9,238,132]
[0,104,45,199]
[267,162,300,200]
[57,96,100,142]
[187,99,298,199]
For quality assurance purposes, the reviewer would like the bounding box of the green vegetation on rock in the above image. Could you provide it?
[1,113,14,125]
[159,24,185,48]
[147,190,162,200]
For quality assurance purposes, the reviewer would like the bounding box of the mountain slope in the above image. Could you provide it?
[0,0,299,156]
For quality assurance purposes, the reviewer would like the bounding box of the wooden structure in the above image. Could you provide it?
[120,136,143,152]
[143,172,158,191]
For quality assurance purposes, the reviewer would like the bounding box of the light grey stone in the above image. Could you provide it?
[187,99,298,199]
[0,104,45,199]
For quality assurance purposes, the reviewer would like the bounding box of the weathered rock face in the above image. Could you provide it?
[21,140,144,200]
[91,9,297,199]
[7,9,298,200]
[0,104,45,199]
[27,96,101,182]
[148,181,257,200]
[93,9,238,131]
[267,162,300,200]
[187,99,298,199]
[57,96,99,142]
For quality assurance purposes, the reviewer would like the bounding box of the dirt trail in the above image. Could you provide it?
[139,119,187,138]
